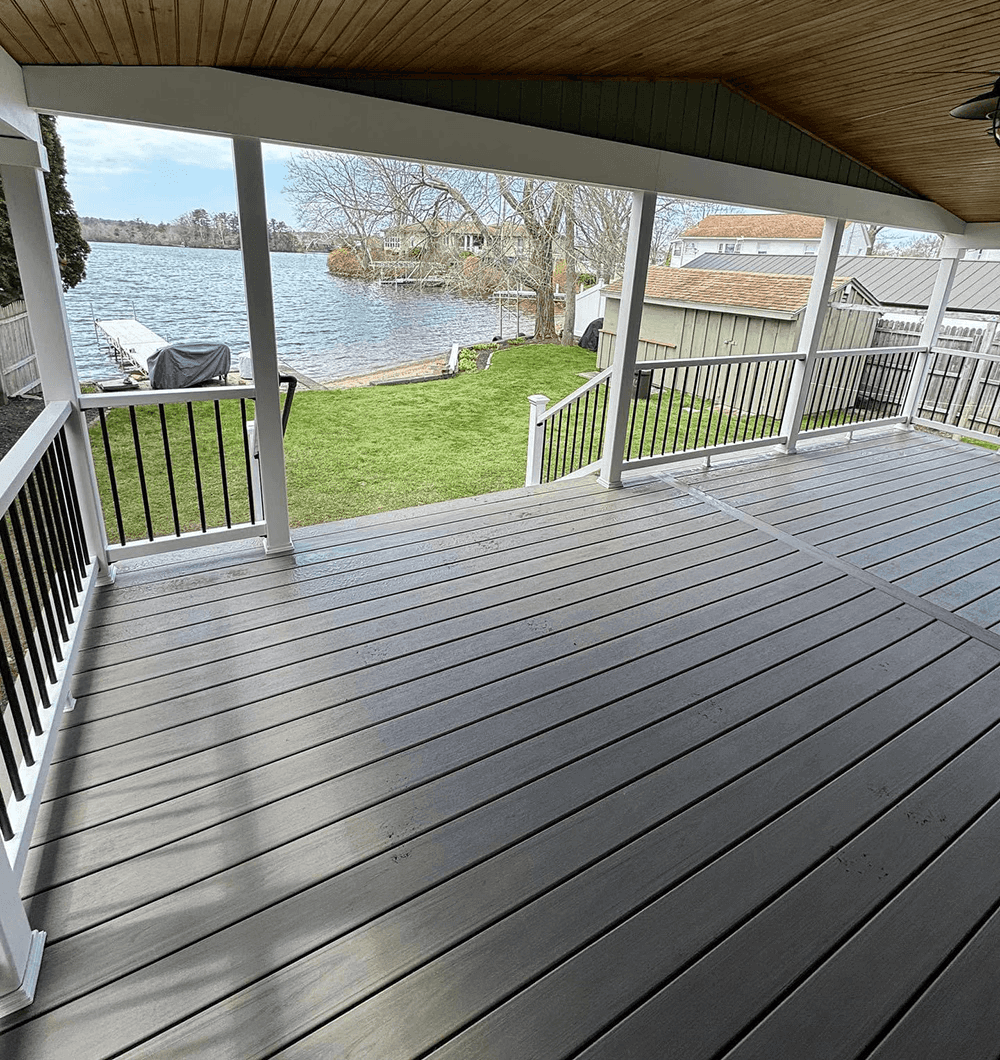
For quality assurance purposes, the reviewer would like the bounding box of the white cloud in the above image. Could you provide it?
[58,117,234,174]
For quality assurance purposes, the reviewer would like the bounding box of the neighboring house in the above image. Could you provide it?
[598,266,880,369]
[668,213,868,267]
[683,252,1000,318]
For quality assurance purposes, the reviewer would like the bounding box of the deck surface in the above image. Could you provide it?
[3,426,1000,1058]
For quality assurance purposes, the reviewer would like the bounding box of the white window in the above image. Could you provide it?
[757,242,769,254]
[384,234,401,249]
[686,242,697,254]
[804,243,818,254]
[721,242,739,254]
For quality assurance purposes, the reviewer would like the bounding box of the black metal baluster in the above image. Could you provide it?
[97,407,127,546]
[0,659,27,789]
[240,399,257,524]
[648,372,666,459]
[544,417,555,484]
[568,397,582,475]
[157,405,182,537]
[578,388,591,470]
[25,474,68,642]
[689,366,708,450]
[713,363,733,446]
[44,447,83,592]
[596,379,610,459]
[0,559,41,738]
[10,493,58,674]
[38,452,78,610]
[559,409,571,478]
[214,401,233,528]
[128,406,154,542]
[968,357,993,429]
[636,373,654,460]
[0,518,49,711]
[187,403,208,533]
[625,376,641,460]
[53,431,88,573]
[669,366,686,454]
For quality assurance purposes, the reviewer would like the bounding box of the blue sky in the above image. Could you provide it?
[57,116,301,226]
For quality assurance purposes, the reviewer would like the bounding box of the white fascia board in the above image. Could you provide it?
[605,291,800,321]
[0,47,40,144]
[946,223,1000,250]
[23,64,966,236]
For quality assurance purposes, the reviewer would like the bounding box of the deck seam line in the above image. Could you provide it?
[665,477,1000,654]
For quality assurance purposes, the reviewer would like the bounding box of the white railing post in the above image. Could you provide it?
[525,394,549,486]
[779,217,846,453]
[0,162,111,577]
[598,190,657,489]
[0,847,44,1017]
[233,137,292,555]
[901,249,964,422]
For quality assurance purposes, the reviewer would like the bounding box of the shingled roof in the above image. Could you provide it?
[681,213,827,240]
[604,266,849,314]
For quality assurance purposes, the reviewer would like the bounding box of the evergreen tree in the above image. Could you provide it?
[0,114,90,304]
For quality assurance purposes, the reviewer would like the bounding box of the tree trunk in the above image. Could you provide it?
[562,188,577,346]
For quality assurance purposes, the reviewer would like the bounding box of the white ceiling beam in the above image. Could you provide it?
[944,223,1000,251]
[0,47,41,147]
[23,64,966,235]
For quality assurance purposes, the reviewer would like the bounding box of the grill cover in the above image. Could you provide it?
[147,341,232,389]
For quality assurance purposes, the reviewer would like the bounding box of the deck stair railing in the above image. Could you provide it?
[0,401,99,1016]
[80,384,270,562]
[526,366,613,485]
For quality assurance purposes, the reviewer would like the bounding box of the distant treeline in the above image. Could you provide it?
[79,210,336,253]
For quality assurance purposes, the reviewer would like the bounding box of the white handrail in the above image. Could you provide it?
[79,384,255,408]
[634,352,804,371]
[537,366,613,423]
[815,344,926,359]
[0,400,71,516]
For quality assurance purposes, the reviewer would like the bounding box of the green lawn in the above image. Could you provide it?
[90,343,597,539]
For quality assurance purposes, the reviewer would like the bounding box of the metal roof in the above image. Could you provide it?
[685,254,1000,316]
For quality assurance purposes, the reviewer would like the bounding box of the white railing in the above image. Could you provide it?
[526,366,613,485]
[79,384,269,562]
[0,401,98,1016]
[527,343,945,484]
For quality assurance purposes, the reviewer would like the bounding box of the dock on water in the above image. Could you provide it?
[95,319,169,373]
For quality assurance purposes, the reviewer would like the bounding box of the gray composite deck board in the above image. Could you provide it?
[4,428,1000,1059]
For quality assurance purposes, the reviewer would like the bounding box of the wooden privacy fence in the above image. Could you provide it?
[0,302,39,402]
[874,315,1000,432]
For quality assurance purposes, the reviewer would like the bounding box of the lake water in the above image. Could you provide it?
[63,242,534,382]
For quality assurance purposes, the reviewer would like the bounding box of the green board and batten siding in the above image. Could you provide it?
[239,74,918,199]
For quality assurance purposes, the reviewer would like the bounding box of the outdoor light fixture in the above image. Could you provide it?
[951,76,1000,147]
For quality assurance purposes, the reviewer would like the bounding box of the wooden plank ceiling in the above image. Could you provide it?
[2,0,1000,221]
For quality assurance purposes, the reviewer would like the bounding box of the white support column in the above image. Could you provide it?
[232,137,292,554]
[525,394,549,486]
[0,834,44,1017]
[0,163,110,576]
[778,217,846,453]
[598,190,657,489]
[901,249,963,422]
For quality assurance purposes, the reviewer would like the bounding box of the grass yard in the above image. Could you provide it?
[285,343,595,524]
[89,343,597,540]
